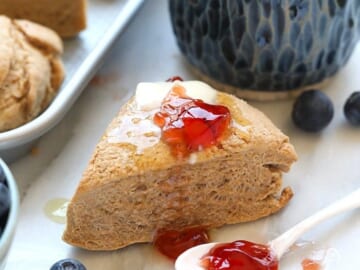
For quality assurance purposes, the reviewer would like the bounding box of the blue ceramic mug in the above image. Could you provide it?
[169,0,360,99]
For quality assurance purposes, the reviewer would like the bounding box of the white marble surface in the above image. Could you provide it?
[6,1,360,269]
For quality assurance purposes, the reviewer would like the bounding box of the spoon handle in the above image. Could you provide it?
[269,188,360,259]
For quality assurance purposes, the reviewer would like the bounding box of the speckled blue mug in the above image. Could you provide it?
[169,0,360,100]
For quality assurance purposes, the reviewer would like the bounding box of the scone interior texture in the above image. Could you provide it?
[63,81,297,250]
[0,0,86,37]
[0,15,64,132]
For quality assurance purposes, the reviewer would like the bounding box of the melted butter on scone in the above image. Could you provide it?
[216,93,251,142]
[135,80,217,111]
[107,103,161,154]
[107,80,250,156]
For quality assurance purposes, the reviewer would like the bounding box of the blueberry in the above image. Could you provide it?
[292,90,334,132]
[0,183,10,218]
[0,211,7,233]
[344,91,360,126]
[0,182,10,237]
[0,166,9,236]
[0,166,5,184]
[50,259,86,270]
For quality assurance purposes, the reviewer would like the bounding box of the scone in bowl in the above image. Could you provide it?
[0,159,20,270]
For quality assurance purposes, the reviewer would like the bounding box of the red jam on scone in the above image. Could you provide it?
[154,83,231,158]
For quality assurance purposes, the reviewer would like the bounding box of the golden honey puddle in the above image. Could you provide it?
[44,198,69,224]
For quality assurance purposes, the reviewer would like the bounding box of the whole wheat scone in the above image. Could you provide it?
[63,81,297,251]
[0,0,86,37]
[0,15,64,132]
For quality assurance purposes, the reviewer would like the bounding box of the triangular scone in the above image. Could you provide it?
[63,81,297,250]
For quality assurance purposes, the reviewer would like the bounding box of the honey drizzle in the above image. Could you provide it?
[107,103,161,154]
[216,94,251,142]
[44,198,69,224]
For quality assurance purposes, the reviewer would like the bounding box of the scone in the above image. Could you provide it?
[0,0,86,37]
[0,15,65,132]
[63,80,297,250]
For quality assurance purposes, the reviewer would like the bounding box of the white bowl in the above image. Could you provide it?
[0,159,19,270]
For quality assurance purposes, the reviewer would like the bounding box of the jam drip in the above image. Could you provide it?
[153,84,231,158]
[166,76,184,82]
[201,240,279,270]
[153,227,209,260]
[302,258,321,270]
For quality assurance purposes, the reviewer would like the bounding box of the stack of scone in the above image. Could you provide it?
[0,16,64,132]
[0,0,87,131]
[0,0,87,38]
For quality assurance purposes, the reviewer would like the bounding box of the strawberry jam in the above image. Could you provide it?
[153,84,231,158]
[201,240,279,270]
[301,258,321,270]
[166,76,184,82]
[153,227,209,260]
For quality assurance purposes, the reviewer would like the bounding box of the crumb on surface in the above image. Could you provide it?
[90,73,119,87]
[30,146,40,156]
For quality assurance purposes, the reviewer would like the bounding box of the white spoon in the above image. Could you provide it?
[175,188,360,270]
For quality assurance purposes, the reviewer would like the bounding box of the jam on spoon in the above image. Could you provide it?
[301,258,321,270]
[153,84,231,158]
[201,240,278,270]
[175,188,360,270]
